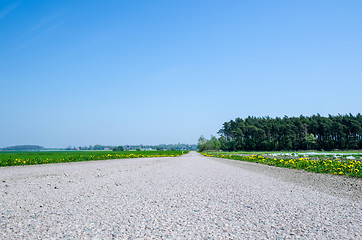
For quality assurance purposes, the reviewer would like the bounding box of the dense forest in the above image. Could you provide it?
[199,114,362,151]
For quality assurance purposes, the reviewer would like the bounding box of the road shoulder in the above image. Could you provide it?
[207,155,362,202]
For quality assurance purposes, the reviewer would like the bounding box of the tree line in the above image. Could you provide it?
[65,144,197,151]
[0,145,45,151]
[198,114,362,151]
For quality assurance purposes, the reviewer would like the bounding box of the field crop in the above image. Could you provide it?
[202,152,361,178]
[0,151,188,167]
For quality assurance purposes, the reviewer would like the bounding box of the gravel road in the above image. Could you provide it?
[1,151,361,239]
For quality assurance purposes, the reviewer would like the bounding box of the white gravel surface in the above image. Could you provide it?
[1,151,361,239]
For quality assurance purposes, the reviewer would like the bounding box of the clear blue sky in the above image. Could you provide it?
[1,0,361,148]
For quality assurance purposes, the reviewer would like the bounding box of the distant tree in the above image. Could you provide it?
[219,136,227,151]
[112,146,124,151]
[305,133,316,150]
[93,144,103,150]
[197,135,221,151]
[198,136,207,151]
[209,135,221,150]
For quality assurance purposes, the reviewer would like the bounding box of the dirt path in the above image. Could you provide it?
[1,151,361,239]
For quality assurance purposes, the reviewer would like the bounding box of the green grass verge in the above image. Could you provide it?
[207,150,362,154]
[0,151,188,167]
[202,152,361,178]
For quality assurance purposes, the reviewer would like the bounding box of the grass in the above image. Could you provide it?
[206,151,362,160]
[207,150,362,155]
[0,151,188,167]
[202,152,361,178]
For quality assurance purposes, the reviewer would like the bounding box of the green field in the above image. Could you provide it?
[202,151,362,178]
[0,151,188,167]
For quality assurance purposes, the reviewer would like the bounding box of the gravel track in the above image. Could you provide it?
[1,151,361,239]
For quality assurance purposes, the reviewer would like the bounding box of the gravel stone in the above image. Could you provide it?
[0,151,361,239]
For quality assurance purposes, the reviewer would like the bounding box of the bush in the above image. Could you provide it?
[112,146,124,151]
